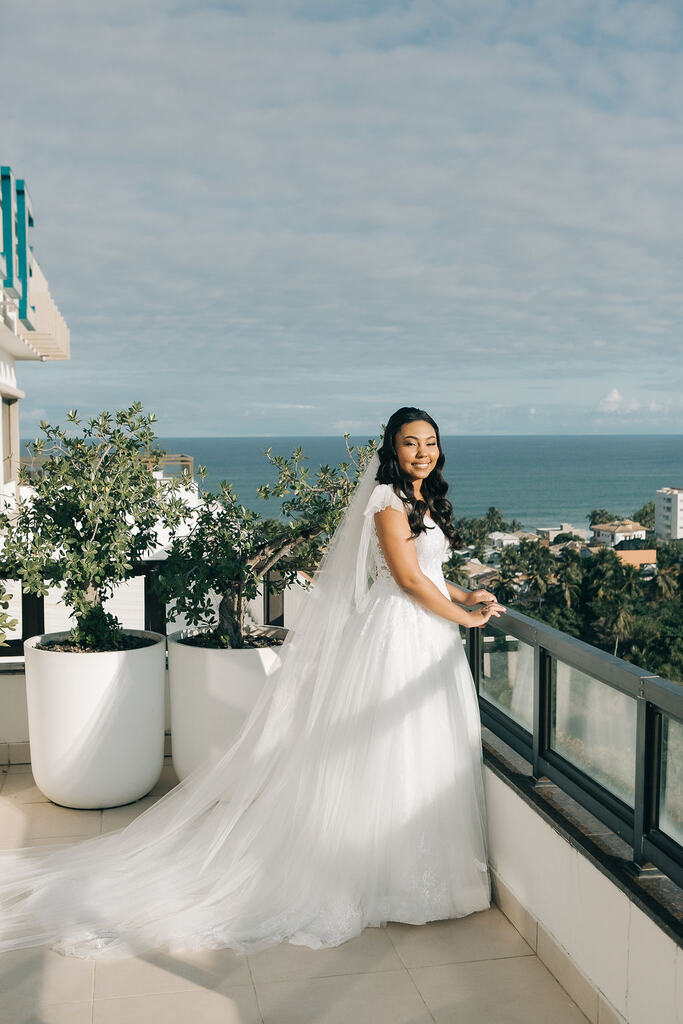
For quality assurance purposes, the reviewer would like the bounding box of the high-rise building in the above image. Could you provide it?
[655,486,683,540]
[0,166,69,490]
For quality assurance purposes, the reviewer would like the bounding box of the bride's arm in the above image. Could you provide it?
[445,580,473,604]
[445,581,499,608]
[374,508,504,628]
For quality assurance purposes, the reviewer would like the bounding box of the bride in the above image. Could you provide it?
[0,405,504,960]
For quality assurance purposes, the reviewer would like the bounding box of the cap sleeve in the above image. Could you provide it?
[363,483,406,517]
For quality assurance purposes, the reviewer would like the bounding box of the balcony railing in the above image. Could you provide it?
[467,606,683,889]
[19,453,195,481]
[1,568,682,894]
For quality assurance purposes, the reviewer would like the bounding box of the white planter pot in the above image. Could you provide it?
[24,630,166,809]
[167,627,286,781]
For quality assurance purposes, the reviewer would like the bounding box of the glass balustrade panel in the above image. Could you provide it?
[480,626,534,732]
[41,577,147,635]
[660,714,683,847]
[550,660,636,805]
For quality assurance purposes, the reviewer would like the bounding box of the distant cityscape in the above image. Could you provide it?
[447,485,683,685]
[455,484,683,593]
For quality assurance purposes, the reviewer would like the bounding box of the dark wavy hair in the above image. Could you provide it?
[376,406,461,548]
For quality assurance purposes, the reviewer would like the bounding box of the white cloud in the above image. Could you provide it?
[596,387,683,419]
[598,388,644,414]
[599,388,625,413]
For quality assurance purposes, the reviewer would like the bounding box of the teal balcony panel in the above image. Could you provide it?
[1,166,21,299]
[16,180,35,329]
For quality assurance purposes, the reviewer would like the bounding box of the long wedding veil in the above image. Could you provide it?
[0,450,382,959]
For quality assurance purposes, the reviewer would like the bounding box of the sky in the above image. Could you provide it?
[3,0,683,437]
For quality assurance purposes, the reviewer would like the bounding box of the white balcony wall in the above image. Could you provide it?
[485,768,681,1024]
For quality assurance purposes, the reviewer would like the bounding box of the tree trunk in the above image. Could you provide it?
[218,589,244,648]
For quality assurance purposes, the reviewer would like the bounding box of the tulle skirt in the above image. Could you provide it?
[0,579,491,960]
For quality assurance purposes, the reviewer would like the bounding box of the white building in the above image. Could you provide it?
[488,530,519,549]
[0,166,69,498]
[654,486,683,540]
[536,522,572,542]
[590,520,647,547]
[536,522,591,542]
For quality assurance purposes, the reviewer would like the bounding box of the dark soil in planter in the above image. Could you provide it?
[35,634,158,653]
[180,629,283,650]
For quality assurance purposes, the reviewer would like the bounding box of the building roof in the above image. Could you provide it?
[591,521,646,535]
[615,550,657,567]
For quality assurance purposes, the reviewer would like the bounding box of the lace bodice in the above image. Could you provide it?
[363,483,451,591]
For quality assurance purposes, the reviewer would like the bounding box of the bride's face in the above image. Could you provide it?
[394,420,439,484]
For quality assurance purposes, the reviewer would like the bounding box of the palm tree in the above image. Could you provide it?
[525,545,554,609]
[619,562,642,605]
[471,520,490,561]
[555,550,583,610]
[632,500,655,530]
[586,547,621,602]
[443,550,470,587]
[484,506,506,533]
[587,508,618,527]
[652,565,678,603]
[609,601,636,658]
[589,555,641,658]
[496,563,521,605]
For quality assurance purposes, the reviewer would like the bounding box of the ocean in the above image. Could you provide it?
[151,435,683,531]
[20,433,682,530]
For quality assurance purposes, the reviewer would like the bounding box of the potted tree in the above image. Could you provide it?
[0,403,190,808]
[158,436,377,779]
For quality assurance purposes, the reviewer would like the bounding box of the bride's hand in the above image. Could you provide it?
[469,601,506,628]
[470,588,497,606]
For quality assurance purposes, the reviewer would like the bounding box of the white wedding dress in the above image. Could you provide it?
[0,467,491,960]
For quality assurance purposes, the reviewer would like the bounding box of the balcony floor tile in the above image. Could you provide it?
[0,799,102,845]
[0,945,94,1019]
[409,954,590,1023]
[253,968,433,1024]
[387,905,534,968]
[92,985,261,1024]
[0,768,51,803]
[94,946,252,998]
[247,924,403,984]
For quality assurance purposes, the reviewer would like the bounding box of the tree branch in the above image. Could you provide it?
[250,522,324,576]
